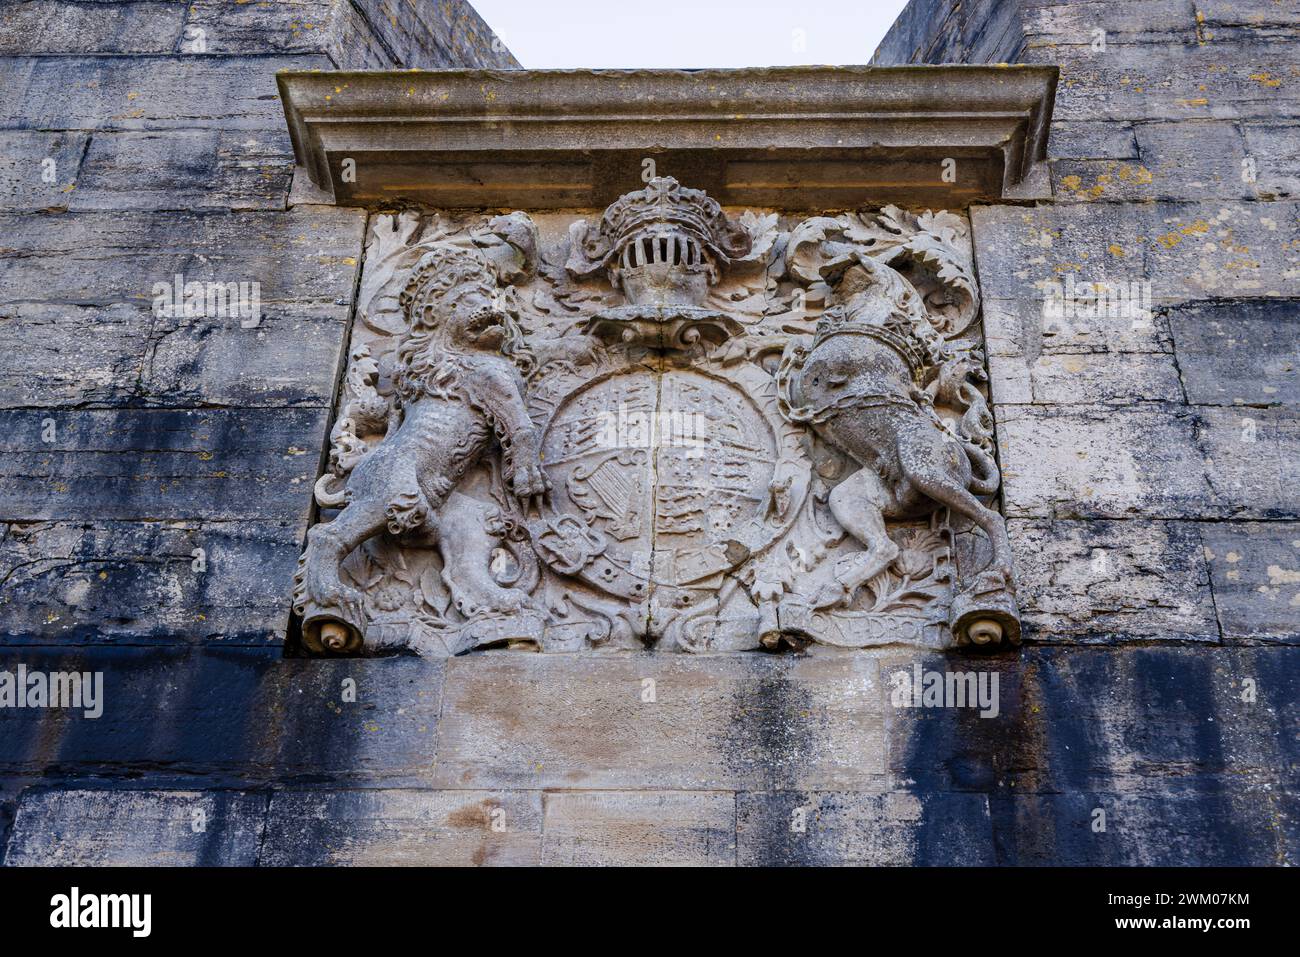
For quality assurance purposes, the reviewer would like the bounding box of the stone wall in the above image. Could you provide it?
[0,0,1295,866]
[872,0,1299,861]
[0,0,528,862]
[0,2,515,648]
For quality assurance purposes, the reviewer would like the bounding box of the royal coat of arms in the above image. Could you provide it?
[293,178,1021,656]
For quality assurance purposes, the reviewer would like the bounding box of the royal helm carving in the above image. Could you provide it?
[566,176,752,307]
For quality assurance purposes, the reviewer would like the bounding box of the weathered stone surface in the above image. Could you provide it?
[0,1,515,72]
[1132,120,1254,199]
[876,0,1300,84]
[987,350,1183,404]
[0,303,152,409]
[1053,121,1255,202]
[1007,519,1219,641]
[1197,405,1300,517]
[1047,121,1139,160]
[1022,0,1199,48]
[995,398,1299,523]
[181,0,519,69]
[876,644,1297,815]
[993,782,1291,865]
[1241,121,1300,199]
[0,55,330,132]
[184,0,493,69]
[0,520,300,644]
[0,208,365,307]
[431,654,886,791]
[141,306,350,408]
[1202,522,1300,643]
[1168,298,1300,406]
[179,0,350,56]
[0,642,1293,866]
[998,401,1294,519]
[0,408,329,522]
[0,1,187,55]
[261,789,542,865]
[0,649,448,786]
[737,791,993,866]
[541,791,735,866]
[71,129,295,211]
[971,201,1300,304]
[981,296,1173,359]
[0,130,88,211]
[1050,158,1157,204]
[872,0,1025,65]
[1197,0,1300,41]
[880,650,1026,795]
[205,0,515,68]
[995,404,1215,519]
[1013,646,1297,792]
[0,303,350,410]
[343,0,518,69]
[1030,41,1300,122]
[4,789,266,866]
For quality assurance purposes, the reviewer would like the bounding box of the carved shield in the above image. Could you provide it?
[537,367,782,596]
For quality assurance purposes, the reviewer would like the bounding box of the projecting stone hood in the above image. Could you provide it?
[276,65,1058,208]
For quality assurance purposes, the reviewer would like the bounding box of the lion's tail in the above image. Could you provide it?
[965,442,1001,496]
[314,473,349,507]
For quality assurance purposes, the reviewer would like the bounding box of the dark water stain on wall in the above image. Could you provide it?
[906,646,1274,864]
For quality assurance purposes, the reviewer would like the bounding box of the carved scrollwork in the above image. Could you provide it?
[785,206,981,338]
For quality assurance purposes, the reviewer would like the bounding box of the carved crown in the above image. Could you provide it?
[398,245,497,327]
[603,177,748,261]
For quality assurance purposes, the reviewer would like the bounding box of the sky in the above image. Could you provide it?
[470,0,912,69]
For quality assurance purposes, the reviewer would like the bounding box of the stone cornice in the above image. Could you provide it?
[278,65,1058,208]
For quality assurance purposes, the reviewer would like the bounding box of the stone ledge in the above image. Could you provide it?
[277,65,1058,208]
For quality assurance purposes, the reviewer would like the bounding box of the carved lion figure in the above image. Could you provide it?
[293,245,550,652]
[779,255,1018,645]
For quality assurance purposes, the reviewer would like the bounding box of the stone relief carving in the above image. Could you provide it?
[294,177,1020,656]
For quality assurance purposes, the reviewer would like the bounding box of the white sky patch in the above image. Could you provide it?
[471,0,912,69]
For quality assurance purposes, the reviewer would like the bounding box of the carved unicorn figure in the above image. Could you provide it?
[777,217,1020,646]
